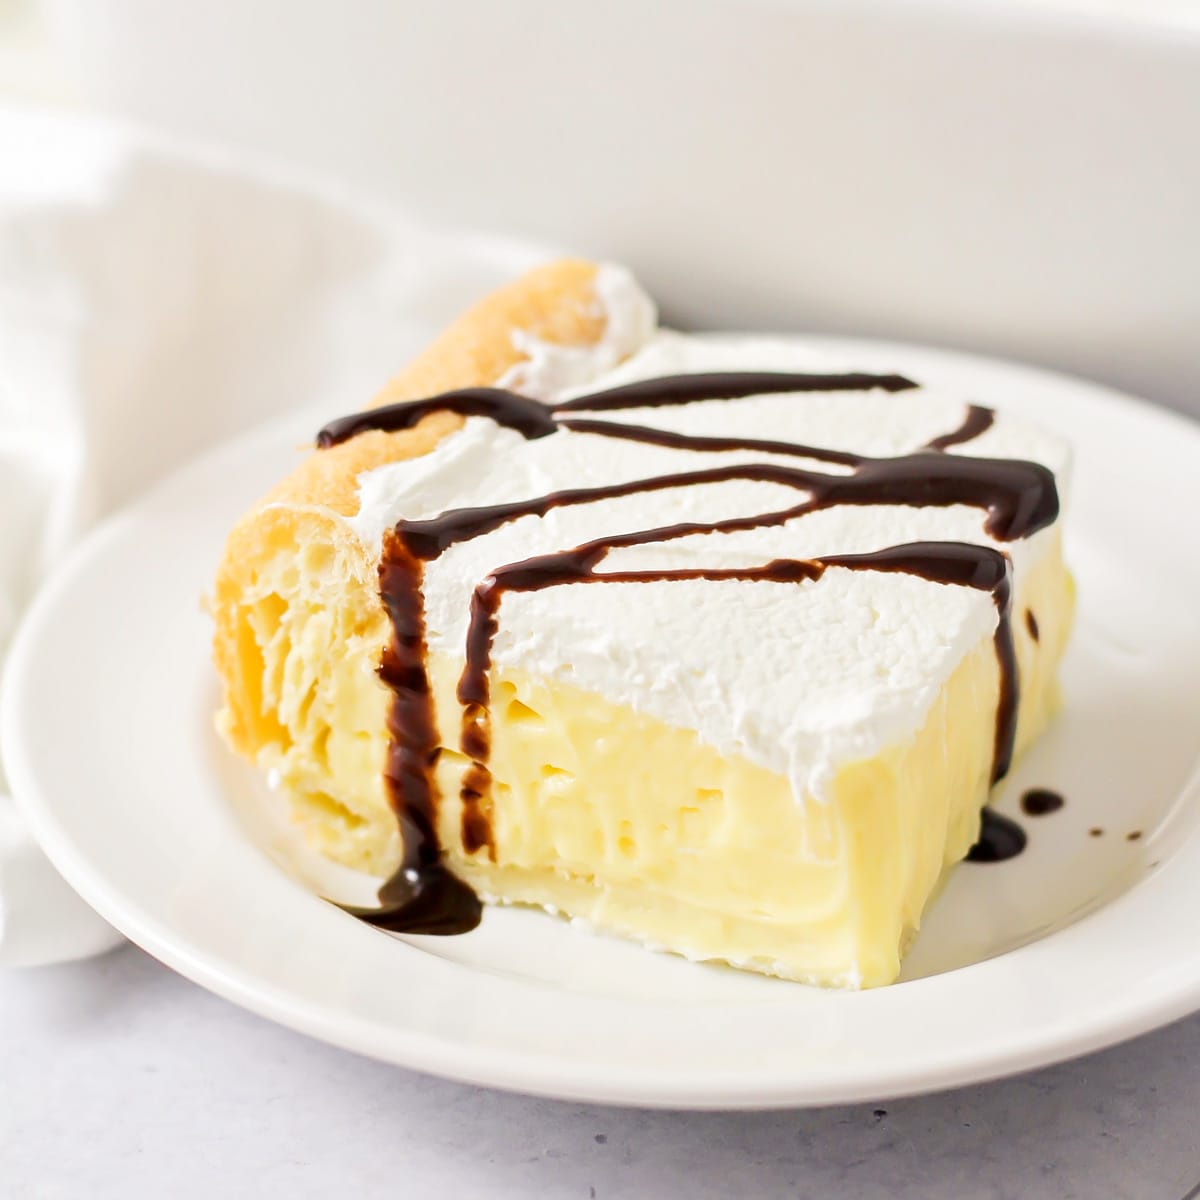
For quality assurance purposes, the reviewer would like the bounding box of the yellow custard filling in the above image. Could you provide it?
[225,516,1071,987]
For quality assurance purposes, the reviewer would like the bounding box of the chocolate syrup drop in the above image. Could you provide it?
[967,809,1028,862]
[315,370,1054,931]
[1020,788,1064,817]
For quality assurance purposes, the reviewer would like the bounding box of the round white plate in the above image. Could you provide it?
[4,339,1199,1109]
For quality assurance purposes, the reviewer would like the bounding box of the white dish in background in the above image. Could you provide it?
[44,0,1200,416]
[3,338,1199,1108]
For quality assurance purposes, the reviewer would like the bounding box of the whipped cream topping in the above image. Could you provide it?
[494,263,657,398]
[345,269,1069,801]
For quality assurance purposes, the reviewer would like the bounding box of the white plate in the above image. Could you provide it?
[4,339,1200,1108]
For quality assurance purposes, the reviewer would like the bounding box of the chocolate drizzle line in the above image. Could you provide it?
[925,404,995,451]
[318,388,558,446]
[317,372,917,449]
[362,532,481,933]
[397,451,1054,556]
[552,370,919,412]
[315,375,1058,932]
[556,418,864,467]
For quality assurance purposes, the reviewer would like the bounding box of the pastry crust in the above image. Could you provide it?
[212,258,609,758]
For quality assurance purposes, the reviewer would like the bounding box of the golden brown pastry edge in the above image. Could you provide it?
[211,257,611,757]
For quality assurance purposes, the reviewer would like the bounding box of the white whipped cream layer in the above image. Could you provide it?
[494,263,658,397]
[347,269,1069,799]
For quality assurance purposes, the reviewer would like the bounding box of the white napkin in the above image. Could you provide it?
[0,105,553,966]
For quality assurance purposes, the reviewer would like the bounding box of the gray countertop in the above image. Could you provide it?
[2,946,1198,1199]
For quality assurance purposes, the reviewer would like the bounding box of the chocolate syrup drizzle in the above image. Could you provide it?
[925,404,995,451]
[315,371,1059,933]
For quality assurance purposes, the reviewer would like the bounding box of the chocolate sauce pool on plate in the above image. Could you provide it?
[967,809,1028,863]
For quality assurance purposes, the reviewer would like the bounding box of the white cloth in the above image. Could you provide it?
[0,105,553,966]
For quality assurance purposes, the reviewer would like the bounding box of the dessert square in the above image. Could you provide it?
[212,260,1072,986]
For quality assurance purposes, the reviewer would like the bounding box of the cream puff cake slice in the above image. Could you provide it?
[211,259,1073,988]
